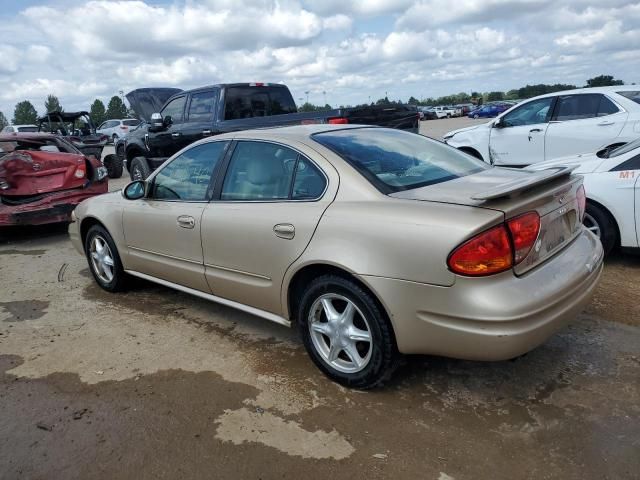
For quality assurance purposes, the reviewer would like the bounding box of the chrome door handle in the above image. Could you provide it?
[171,132,182,138]
[202,129,213,136]
[177,215,195,229]
[273,223,295,239]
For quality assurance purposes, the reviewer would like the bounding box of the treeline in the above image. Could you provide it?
[0,94,132,130]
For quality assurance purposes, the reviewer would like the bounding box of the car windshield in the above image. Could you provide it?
[313,128,489,193]
[609,138,640,157]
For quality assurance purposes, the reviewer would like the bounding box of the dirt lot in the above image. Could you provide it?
[1,120,639,480]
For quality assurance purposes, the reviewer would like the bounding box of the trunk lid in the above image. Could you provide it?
[0,150,87,197]
[126,88,183,122]
[390,166,584,274]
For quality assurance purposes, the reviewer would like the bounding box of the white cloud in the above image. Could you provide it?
[0,0,639,117]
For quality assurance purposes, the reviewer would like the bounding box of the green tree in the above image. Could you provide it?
[105,95,128,120]
[90,99,106,125]
[375,97,391,105]
[407,96,420,105]
[44,94,62,113]
[486,91,505,102]
[586,75,624,87]
[12,100,38,125]
[0,111,8,130]
[298,102,319,112]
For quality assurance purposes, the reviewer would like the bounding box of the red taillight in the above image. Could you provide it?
[576,185,586,221]
[328,117,348,124]
[74,160,86,179]
[507,212,540,264]
[120,125,128,130]
[249,82,265,87]
[448,225,513,276]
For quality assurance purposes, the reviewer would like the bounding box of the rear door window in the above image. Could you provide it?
[123,119,140,127]
[553,94,601,121]
[221,141,298,200]
[187,91,217,123]
[161,96,186,124]
[597,96,620,116]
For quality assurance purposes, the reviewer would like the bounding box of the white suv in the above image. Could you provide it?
[96,118,140,142]
[444,86,640,166]
[1,125,38,133]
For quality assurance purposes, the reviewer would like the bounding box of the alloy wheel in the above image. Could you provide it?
[583,212,601,238]
[89,235,115,283]
[308,294,372,373]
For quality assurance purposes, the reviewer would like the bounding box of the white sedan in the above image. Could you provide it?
[444,86,640,167]
[528,138,640,255]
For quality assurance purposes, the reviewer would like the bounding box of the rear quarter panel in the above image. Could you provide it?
[288,198,504,289]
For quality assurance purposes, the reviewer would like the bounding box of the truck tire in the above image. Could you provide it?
[130,157,151,181]
[102,154,123,179]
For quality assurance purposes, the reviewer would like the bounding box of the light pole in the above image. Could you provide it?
[305,91,310,104]
[322,90,326,106]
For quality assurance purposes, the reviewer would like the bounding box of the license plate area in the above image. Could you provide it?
[514,200,580,275]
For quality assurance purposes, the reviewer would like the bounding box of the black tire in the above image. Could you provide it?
[130,156,151,181]
[584,203,617,256]
[473,114,479,119]
[84,225,128,292]
[298,275,399,389]
[103,153,123,179]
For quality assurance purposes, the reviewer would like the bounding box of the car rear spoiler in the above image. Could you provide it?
[471,166,577,201]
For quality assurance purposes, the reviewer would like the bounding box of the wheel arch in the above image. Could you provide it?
[125,144,146,161]
[79,216,109,252]
[586,197,621,246]
[285,263,396,339]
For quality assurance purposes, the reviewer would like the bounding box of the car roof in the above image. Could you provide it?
[533,85,640,99]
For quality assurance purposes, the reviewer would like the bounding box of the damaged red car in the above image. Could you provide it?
[0,133,108,226]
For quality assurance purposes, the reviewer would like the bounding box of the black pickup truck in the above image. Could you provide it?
[120,83,419,180]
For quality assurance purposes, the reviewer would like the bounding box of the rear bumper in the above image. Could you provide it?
[361,228,604,360]
[0,181,108,226]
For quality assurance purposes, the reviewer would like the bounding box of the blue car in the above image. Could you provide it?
[468,104,509,118]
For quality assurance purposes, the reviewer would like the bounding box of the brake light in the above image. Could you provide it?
[249,82,265,87]
[576,185,586,221]
[75,161,86,179]
[328,117,348,124]
[448,225,513,276]
[507,212,540,264]
[120,125,128,130]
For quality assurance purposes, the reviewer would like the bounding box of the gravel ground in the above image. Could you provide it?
[0,118,638,480]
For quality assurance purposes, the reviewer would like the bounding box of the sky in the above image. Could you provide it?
[0,0,639,119]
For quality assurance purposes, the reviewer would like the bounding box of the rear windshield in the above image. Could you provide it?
[224,86,297,120]
[313,128,489,193]
[617,91,640,104]
[123,119,140,126]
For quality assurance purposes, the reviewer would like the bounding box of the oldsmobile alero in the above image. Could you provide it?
[69,125,603,388]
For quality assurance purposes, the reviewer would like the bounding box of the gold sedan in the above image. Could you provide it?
[70,125,603,388]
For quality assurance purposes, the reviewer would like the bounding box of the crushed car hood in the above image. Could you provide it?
[126,88,183,122]
[444,121,490,138]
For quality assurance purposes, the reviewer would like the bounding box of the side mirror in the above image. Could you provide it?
[163,115,173,127]
[122,180,146,200]
[493,117,505,129]
[148,112,165,132]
